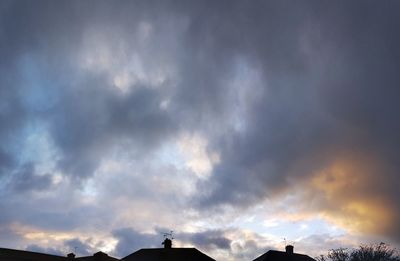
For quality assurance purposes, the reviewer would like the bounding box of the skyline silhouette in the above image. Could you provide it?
[1,239,313,261]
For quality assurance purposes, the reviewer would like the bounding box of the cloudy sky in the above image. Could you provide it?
[1,1,400,260]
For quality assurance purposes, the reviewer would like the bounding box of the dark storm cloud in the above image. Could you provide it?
[1,0,400,248]
[0,0,179,181]
[179,1,400,242]
[49,85,175,179]
[0,55,27,179]
[0,150,14,177]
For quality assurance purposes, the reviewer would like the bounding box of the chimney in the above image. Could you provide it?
[67,253,76,259]
[285,245,294,254]
[162,238,172,249]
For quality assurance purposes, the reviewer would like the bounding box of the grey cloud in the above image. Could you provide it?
[0,226,23,249]
[296,234,356,258]
[25,245,64,256]
[1,0,400,250]
[0,150,14,178]
[49,86,176,179]
[10,163,53,192]
[183,1,400,243]
[231,239,272,261]
[0,0,179,181]
[64,238,93,256]
[0,202,115,232]
[112,228,160,257]
[178,229,231,250]
[26,238,96,257]
[112,227,232,258]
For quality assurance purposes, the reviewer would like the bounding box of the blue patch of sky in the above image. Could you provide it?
[18,53,60,113]
[0,53,63,173]
[156,140,186,169]
[232,215,346,242]
[12,120,55,167]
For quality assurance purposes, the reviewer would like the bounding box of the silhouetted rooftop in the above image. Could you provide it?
[0,247,68,261]
[76,251,119,261]
[253,250,315,261]
[0,248,118,261]
[122,248,216,261]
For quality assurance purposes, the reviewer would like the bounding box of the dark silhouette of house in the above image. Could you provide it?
[0,247,68,261]
[75,251,119,261]
[0,248,118,261]
[0,240,314,261]
[121,238,215,261]
[253,245,315,261]
[0,238,215,261]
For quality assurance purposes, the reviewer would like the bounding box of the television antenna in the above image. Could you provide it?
[162,230,174,240]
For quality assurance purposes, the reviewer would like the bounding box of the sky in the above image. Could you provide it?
[1,1,400,260]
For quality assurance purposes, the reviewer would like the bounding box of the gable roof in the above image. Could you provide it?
[0,247,68,261]
[122,248,215,261]
[253,250,315,261]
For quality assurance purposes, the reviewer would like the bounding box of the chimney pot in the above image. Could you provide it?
[286,245,294,254]
[162,238,172,249]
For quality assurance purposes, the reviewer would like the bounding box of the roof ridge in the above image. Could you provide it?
[0,247,65,257]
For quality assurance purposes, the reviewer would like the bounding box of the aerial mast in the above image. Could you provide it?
[161,230,174,249]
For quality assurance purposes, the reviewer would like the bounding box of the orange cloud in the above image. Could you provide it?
[307,152,395,236]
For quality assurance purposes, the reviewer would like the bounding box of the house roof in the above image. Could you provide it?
[76,251,119,261]
[0,248,119,261]
[0,247,68,261]
[122,248,216,261]
[253,250,315,261]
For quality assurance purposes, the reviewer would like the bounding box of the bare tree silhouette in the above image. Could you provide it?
[316,243,400,261]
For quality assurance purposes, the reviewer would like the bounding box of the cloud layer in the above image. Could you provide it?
[1,1,400,260]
